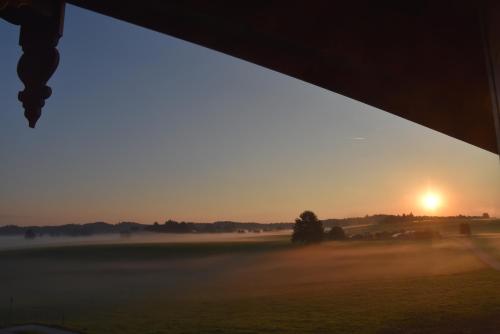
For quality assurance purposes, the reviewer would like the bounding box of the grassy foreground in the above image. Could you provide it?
[1,228,500,333]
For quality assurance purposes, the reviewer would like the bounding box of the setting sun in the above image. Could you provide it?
[421,192,442,211]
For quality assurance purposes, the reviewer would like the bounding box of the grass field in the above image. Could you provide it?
[1,220,500,333]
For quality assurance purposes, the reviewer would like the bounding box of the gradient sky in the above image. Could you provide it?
[1,5,499,225]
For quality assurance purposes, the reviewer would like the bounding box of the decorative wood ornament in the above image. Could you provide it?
[1,0,65,128]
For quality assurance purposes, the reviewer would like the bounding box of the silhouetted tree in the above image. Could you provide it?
[328,226,346,240]
[292,211,324,243]
[459,222,471,236]
[482,212,490,219]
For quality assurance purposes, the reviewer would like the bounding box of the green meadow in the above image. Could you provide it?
[2,220,500,334]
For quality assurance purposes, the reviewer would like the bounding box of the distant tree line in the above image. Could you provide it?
[1,222,142,238]
[0,220,293,238]
[1,212,492,239]
[145,220,291,234]
[321,213,491,228]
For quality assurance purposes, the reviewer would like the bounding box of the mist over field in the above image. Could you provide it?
[1,219,500,333]
[0,230,291,251]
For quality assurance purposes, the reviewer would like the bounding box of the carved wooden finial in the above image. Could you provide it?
[17,18,61,128]
[1,0,64,128]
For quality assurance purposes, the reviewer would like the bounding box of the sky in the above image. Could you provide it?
[0,5,499,225]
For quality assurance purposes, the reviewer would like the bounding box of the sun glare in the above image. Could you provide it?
[421,192,442,211]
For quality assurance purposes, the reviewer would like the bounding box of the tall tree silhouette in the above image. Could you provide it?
[292,211,324,243]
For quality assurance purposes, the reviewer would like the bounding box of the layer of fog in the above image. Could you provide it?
[0,230,291,251]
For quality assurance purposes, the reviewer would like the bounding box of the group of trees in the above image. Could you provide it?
[292,210,479,244]
[146,220,292,234]
[292,211,346,243]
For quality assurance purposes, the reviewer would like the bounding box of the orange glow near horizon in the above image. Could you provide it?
[420,190,443,213]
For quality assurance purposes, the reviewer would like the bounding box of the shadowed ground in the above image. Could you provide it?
[0,323,81,334]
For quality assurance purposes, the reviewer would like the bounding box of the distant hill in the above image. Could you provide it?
[0,220,293,237]
[0,214,490,237]
[0,221,146,237]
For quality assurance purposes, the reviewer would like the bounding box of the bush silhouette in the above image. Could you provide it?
[328,226,346,240]
[292,211,324,243]
[459,223,471,236]
[24,229,36,239]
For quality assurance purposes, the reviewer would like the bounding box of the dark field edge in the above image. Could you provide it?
[0,322,85,334]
